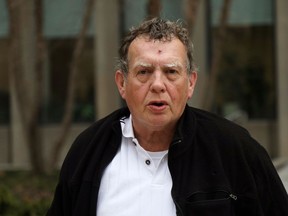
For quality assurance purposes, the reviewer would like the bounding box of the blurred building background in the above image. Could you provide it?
[0,0,287,170]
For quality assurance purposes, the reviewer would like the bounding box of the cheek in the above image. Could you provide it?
[170,86,190,105]
[125,85,145,104]
[174,82,188,96]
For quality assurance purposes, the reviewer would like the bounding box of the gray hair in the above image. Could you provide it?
[116,17,196,75]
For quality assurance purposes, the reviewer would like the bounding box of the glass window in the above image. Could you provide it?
[209,0,275,119]
[122,0,184,31]
[41,0,96,123]
[0,0,95,124]
[0,0,9,125]
[41,38,95,123]
[0,39,9,125]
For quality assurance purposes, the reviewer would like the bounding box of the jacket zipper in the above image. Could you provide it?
[173,191,237,215]
[229,193,238,200]
[188,190,238,202]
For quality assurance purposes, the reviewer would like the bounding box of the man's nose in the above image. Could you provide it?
[150,71,166,93]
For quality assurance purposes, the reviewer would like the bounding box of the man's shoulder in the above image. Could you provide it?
[59,107,129,178]
[190,106,269,157]
[76,107,130,142]
[185,106,266,154]
[185,106,249,134]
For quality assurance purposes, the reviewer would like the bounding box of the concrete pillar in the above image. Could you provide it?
[187,0,208,108]
[276,0,288,157]
[94,0,121,119]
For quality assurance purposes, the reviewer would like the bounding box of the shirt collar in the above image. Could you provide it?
[120,114,135,139]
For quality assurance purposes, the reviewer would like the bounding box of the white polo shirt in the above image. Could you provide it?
[97,115,176,216]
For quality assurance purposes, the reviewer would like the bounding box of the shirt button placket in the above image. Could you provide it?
[145,159,151,165]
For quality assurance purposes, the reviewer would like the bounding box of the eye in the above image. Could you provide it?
[167,69,177,74]
[138,69,148,75]
[136,69,151,82]
[165,69,179,80]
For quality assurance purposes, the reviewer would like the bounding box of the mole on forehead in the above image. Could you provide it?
[158,49,162,53]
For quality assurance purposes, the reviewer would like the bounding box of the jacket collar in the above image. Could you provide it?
[169,105,196,158]
[112,105,196,157]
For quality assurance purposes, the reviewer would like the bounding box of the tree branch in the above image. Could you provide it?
[51,0,97,169]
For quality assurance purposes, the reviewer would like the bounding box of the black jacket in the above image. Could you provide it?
[47,106,288,216]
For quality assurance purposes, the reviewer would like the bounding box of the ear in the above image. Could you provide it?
[115,70,126,100]
[187,71,197,99]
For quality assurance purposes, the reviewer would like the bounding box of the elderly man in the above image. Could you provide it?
[47,18,288,216]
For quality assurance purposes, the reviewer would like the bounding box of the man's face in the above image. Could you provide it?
[115,36,197,131]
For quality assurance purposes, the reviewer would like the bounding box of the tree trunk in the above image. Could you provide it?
[49,0,97,170]
[6,0,46,174]
[184,0,200,35]
[30,0,47,173]
[147,0,161,18]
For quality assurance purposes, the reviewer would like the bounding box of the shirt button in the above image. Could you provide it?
[145,160,151,165]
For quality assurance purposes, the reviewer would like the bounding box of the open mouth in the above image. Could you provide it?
[148,101,168,109]
[152,102,165,107]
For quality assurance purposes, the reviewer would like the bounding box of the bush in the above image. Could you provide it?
[0,171,58,216]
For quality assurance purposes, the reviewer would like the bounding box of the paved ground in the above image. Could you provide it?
[278,163,288,192]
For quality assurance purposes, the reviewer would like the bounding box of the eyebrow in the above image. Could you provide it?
[164,62,183,69]
[133,62,152,68]
[132,61,184,69]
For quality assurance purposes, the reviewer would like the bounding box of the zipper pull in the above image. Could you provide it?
[230,194,238,200]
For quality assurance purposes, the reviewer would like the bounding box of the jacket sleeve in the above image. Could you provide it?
[45,132,87,216]
[251,143,288,215]
[46,180,72,216]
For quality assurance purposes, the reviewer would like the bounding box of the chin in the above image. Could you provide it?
[147,118,174,129]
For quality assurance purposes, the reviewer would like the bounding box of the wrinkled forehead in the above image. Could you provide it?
[127,37,188,69]
[134,34,176,44]
[128,35,185,54]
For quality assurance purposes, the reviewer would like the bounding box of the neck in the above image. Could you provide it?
[133,123,176,152]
